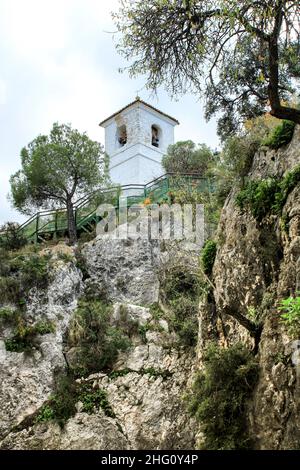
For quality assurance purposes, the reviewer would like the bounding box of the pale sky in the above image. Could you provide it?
[0,0,218,225]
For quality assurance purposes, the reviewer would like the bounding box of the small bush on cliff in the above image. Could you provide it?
[0,307,17,323]
[68,299,130,376]
[188,343,259,450]
[163,265,199,300]
[78,384,115,416]
[273,165,300,213]
[236,165,300,221]
[279,294,300,338]
[35,374,114,426]
[74,249,90,281]
[161,265,200,347]
[13,253,50,291]
[201,240,217,276]
[0,222,27,251]
[262,120,296,149]
[5,320,55,353]
[212,114,279,204]
[169,297,199,347]
[0,249,55,353]
[236,178,280,220]
[36,374,77,426]
[0,252,51,305]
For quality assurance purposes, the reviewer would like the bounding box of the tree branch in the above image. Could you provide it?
[267,1,300,122]
[222,305,261,338]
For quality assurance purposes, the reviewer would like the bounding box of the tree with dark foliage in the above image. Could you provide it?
[113,0,300,139]
[10,123,106,245]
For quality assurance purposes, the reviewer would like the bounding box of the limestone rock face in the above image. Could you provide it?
[112,303,152,327]
[0,240,197,450]
[82,236,160,306]
[85,367,195,450]
[248,180,300,449]
[0,260,82,440]
[1,413,129,450]
[199,125,300,449]
[96,303,195,449]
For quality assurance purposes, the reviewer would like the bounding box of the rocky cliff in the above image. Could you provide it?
[0,126,299,450]
[0,237,198,450]
[199,125,300,449]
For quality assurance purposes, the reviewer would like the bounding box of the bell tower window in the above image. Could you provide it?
[117,125,127,147]
[151,125,161,148]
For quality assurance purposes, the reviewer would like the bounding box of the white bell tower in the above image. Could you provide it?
[99,97,179,186]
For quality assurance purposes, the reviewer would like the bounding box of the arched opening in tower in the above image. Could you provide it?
[117,125,127,147]
[151,125,160,148]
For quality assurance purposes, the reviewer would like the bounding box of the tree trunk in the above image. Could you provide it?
[267,7,300,125]
[222,305,260,338]
[269,105,300,124]
[66,198,77,245]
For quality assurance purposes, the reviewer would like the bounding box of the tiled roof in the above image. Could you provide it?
[99,97,179,126]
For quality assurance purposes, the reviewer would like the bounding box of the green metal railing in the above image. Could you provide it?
[8,173,213,243]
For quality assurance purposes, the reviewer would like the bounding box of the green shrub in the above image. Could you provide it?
[34,405,55,423]
[161,265,200,347]
[75,249,90,281]
[5,337,28,353]
[169,297,198,347]
[0,307,17,323]
[35,375,114,426]
[138,324,149,343]
[116,304,141,337]
[57,252,74,263]
[281,165,300,193]
[163,265,199,300]
[236,178,280,220]
[34,320,56,335]
[0,250,54,352]
[201,240,217,276]
[67,299,130,376]
[220,135,258,180]
[273,165,300,213]
[213,121,268,206]
[12,253,50,290]
[279,294,300,338]
[0,222,27,251]
[263,120,296,149]
[5,320,56,353]
[36,374,78,426]
[246,307,260,326]
[109,368,133,379]
[168,183,220,238]
[0,252,51,306]
[78,383,115,417]
[0,276,23,305]
[236,165,300,220]
[188,344,259,450]
[149,303,163,320]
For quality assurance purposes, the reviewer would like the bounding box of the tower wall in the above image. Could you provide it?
[109,143,165,185]
[101,100,178,186]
